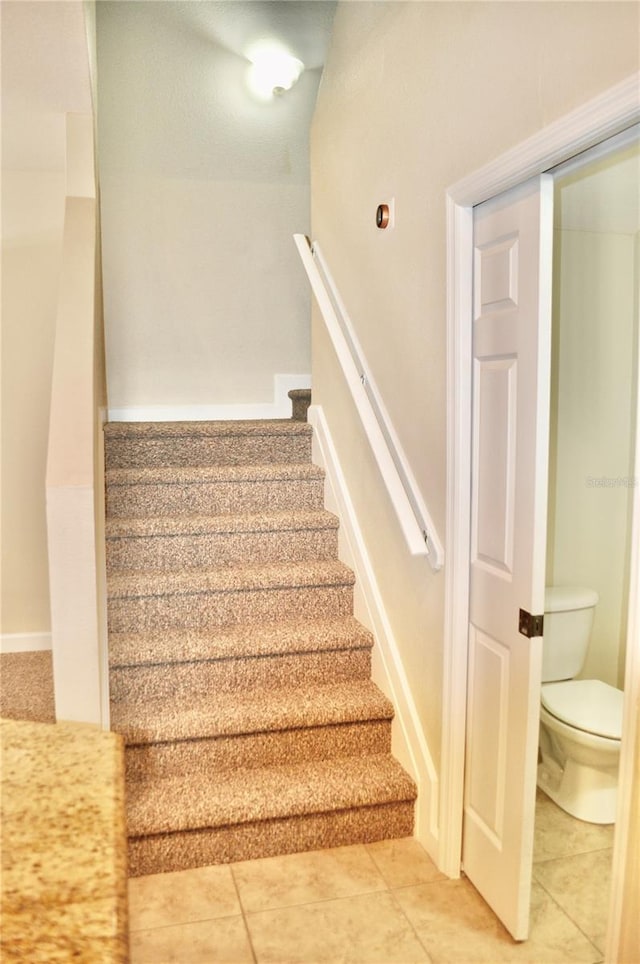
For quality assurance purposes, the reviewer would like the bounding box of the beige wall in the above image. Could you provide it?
[311,2,639,767]
[1,0,99,645]
[96,2,323,414]
[99,175,311,409]
[1,172,65,634]
[547,228,637,689]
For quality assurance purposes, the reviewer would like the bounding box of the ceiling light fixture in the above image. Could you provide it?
[246,42,304,101]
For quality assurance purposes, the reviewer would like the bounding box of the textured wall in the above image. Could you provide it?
[1,0,94,639]
[311,1,639,766]
[1,171,64,634]
[547,227,637,689]
[97,2,333,412]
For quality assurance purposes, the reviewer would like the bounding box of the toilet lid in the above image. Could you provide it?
[541,679,623,740]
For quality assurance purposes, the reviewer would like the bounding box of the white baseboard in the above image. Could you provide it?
[1,632,52,654]
[308,405,439,861]
[108,374,311,423]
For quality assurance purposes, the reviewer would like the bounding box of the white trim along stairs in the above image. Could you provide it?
[104,416,417,876]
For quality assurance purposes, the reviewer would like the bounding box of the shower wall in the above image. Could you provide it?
[546,226,638,688]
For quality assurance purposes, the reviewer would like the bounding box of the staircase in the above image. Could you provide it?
[104,418,416,877]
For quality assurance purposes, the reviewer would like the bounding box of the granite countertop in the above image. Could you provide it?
[1,717,128,962]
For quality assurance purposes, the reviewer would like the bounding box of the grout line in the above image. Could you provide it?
[224,881,391,915]
[387,876,451,897]
[362,840,394,889]
[386,886,435,962]
[128,911,243,936]
[229,862,259,964]
[531,874,605,960]
[533,842,615,866]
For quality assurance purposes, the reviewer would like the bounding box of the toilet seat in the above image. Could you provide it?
[541,679,623,740]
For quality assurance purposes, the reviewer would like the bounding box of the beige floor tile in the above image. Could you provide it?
[129,915,254,963]
[533,849,612,952]
[246,889,431,963]
[128,864,241,931]
[231,843,386,913]
[534,790,614,863]
[395,876,601,963]
[366,836,446,889]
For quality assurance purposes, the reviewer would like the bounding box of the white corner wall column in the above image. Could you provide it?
[441,72,640,948]
[46,195,105,726]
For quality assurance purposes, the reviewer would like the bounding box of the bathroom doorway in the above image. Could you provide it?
[442,78,640,953]
[546,137,638,694]
[531,134,639,954]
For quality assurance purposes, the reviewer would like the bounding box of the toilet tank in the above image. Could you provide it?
[542,586,599,682]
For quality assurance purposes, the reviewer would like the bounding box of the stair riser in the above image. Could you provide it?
[105,435,312,470]
[107,584,354,633]
[125,721,391,780]
[106,478,325,518]
[127,801,415,876]
[110,648,371,702]
[107,619,374,668]
[106,528,338,572]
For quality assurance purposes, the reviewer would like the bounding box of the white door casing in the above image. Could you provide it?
[441,78,640,878]
[441,75,640,957]
[462,176,554,941]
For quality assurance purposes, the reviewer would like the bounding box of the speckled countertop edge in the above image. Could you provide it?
[1,717,129,962]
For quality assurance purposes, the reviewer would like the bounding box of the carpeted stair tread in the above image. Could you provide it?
[106,462,325,520]
[128,802,414,876]
[104,419,313,440]
[106,509,340,571]
[104,420,313,469]
[108,616,373,668]
[107,559,355,599]
[110,678,393,745]
[106,461,325,488]
[123,719,391,783]
[109,647,372,703]
[126,753,417,837]
[104,417,416,870]
[106,509,339,539]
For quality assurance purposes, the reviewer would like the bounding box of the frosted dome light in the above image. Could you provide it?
[246,42,304,100]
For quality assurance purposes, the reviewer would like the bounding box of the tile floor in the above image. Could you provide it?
[128,790,614,963]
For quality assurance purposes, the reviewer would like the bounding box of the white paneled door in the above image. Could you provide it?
[464,176,554,940]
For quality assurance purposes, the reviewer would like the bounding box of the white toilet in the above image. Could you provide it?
[538,585,624,824]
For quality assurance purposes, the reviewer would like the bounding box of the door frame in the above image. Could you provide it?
[440,70,640,941]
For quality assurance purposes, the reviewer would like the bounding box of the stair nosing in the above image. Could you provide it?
[126,753,416,837]
[108,616,374,668]
[107,559,355,599]
[106,462,325,487]
[111,679,393,747]
[106,509,339,540]
[104,419,313,439]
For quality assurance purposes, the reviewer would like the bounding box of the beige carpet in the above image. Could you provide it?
[104,419,416,876]
[0,651,55,723]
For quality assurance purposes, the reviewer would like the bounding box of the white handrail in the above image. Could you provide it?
[294,233,444,570]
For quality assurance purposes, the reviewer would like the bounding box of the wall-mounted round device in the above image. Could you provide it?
[376,203,390,229]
